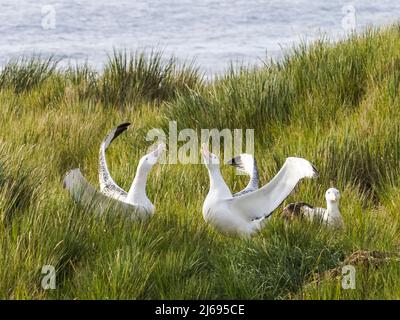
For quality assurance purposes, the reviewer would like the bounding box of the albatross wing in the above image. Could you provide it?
[227,154,259,196]
[226,157,319,221]
[63,168,149,220]
[99,122,130,201]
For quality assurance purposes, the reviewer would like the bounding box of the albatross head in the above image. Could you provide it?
[138,143,166,170]
[201,143,220,167]
[325,188,340,203]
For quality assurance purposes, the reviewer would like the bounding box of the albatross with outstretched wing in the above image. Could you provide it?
[201,144,319,237]
[63,123,165,220]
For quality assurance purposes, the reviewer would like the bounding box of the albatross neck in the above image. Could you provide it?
[247,164,259,188]
[126,162,150,204]
[207,165,232,198]
[326,201,340,216]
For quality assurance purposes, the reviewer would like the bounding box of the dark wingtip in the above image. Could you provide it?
[112,122,131,141]
[115,122,131,133]
[312,164,319,178]
[117,122,131,129]
[226,155,240,166]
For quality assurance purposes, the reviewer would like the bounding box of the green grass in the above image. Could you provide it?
[0,25,400,299]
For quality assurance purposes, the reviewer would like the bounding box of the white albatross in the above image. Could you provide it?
[63,123,165,221]
[281,188,344,227]
[201,144,319,237]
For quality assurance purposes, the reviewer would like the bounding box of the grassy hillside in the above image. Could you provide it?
[0,25,400,299]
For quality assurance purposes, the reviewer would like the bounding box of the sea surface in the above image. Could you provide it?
[1,0,400,74]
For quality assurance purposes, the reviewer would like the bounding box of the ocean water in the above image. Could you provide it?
[0,0,399,74]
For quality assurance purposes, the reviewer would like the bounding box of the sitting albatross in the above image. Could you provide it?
[201,144,319,237]
[63,123,165,221]
[281,188,344,227]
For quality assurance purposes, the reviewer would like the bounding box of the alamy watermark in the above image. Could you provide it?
[341,4,357,31]
[341,265,356,290]
[41,5,56,30]
[146,121,255,165]
[41,265,56,290]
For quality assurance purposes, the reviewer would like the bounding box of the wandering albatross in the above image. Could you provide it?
[201,144,319,237]
[63,123,165,221]
[281,188,344,227]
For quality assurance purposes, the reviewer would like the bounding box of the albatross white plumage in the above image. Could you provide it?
[201,144,319,237]
[63,123,165,221]
[282,188,344,227]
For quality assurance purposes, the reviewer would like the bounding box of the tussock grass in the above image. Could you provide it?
[0,56,58,94]
[0,25,399,299]
[99,50,203,108]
